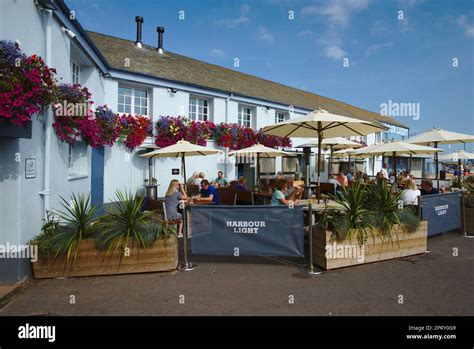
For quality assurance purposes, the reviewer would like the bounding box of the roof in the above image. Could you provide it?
[87,31,406,128]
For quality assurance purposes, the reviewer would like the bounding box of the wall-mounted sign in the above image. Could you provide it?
[25,158,36,179]
[172,168,180,175]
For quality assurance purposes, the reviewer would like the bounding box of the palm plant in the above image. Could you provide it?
[463,176,474,208]
[331,183,373,245]
[50,193,97,264]
[366,181,419,239]
[94,190,173,256]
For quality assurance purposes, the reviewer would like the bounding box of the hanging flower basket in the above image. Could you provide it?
[119,113,151,150]
[52,83,93,145]
[0,40,56,127]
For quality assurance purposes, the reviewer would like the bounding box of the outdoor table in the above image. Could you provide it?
[253,191,273,205]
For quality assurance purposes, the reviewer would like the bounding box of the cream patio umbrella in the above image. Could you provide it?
[262,109,388,200]
[140,140,223,188]
[439,150,474,176]
[228,144,294,187]
[296,137,364,176]
[406,128,474,187]
[352,141,442,177]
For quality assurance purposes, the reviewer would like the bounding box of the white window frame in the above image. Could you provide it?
[275,111,288,124]
[68,141,88,180]
[118,86,149,116]
[238,105,253,128]
[71,61,81,85]
[189,96,210,121]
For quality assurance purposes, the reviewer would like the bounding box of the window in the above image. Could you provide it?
[275,111,288,124]
[68,142,88,180]
[71,61,81,85]
[238,105,252,127]
[189,96,209,121]
[118,86,148,115]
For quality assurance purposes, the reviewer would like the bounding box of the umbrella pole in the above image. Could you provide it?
[409,154,412,174]
[317,126,322,204]
[392,152,396,179]
[182,154,187,191]
[434,142,439,188]
[372,156,375,177]
[256,153,260,189]
[329,145,333,177]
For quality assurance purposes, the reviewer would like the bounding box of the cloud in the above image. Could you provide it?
[298,29,315,36]
[364,42,394,57]
[325,45,347,60]
[258,26,275,44]
[302,0,372,27]
[457,15,474,38]
[370,19,391,36]
[215,4,250,28]
[210,49,225,58]
[302,0,372,62]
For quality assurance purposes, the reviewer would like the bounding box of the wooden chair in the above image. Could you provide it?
[186,184,200,196]
[217,188,237,205]
[147,199,181,225]
[236,190,254,205]
[319,183,336,196]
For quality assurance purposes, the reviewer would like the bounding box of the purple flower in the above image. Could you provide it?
[0,40,26,64]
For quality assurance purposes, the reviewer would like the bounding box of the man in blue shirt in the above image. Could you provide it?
[420,179,440,195]
[199,179,220,205]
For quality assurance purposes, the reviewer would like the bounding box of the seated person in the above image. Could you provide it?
[284,177,303,200]
[400,179,421,205]
[420,179,439,195]
[193,172,205,186]
[164,180,188,237]
[346,170,354,182]
[186,172,198,185]
[195,179,220,205]
[336,170,348,187]
[214,171,229,187]
[234,176,247,191]
[271,179,300,206]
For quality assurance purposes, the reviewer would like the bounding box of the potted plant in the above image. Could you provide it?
[30,191,177,278]
[313,182,427,270]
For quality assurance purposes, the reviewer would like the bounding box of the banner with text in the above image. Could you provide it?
[190,205,304,257]
[421,192,462,236]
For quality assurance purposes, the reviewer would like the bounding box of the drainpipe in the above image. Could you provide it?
[224,94,232,179]
[40,10,53,218]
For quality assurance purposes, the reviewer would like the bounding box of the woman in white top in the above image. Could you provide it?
[400,179,421,205]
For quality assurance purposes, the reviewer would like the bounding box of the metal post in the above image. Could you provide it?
[177,205,197,271]
[299,203,320,274]
[462,194,467,236]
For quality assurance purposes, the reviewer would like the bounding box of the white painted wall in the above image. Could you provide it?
[0,1,104,251]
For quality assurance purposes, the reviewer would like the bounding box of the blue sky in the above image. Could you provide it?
[69,0,473,150]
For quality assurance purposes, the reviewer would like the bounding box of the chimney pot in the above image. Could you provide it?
[135,16,144,48]
[157,26,165,53]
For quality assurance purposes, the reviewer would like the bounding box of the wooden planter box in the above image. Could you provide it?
[313,221,428,270]
[464,207,474,235]
[32,237,178,279]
